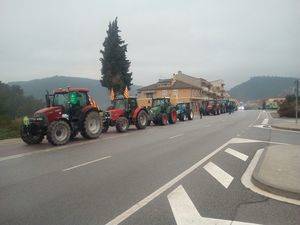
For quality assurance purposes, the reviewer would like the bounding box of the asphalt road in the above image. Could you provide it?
[0,110,299,225]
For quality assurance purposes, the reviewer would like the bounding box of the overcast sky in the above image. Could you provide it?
[1,0,299,88]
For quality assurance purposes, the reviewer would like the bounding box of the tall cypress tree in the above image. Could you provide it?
[100,18,132,95]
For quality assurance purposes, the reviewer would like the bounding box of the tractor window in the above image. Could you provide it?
[177,103,186,110]
[77,92,88,106]
[113,99,126,109]
[152,99,166,107]
[53,93,69,107]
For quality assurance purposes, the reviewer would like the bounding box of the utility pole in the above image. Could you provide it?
[296,79,299,124]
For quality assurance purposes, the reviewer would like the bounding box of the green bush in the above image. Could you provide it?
[278,96,300,118]
[0,116,21,140]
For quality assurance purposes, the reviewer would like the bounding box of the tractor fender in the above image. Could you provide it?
[132,107,148,120]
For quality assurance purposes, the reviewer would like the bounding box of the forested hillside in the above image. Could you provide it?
[9,76,141,108]
[229,76,296,101]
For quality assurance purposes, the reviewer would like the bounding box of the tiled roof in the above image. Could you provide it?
[138,80,198,91]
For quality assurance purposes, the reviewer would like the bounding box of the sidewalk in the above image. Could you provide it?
[271,122,300,131]
[252,145,300,200]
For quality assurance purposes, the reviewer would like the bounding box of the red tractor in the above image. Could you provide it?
[20,87,103,146]
[102,96,149,133]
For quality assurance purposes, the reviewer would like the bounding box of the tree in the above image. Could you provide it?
[100,17,132,95]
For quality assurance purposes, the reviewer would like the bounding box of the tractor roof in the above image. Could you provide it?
[53,87,89,94]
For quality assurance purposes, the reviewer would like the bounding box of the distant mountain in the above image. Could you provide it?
[229,76,297,101]
[8,76,142,108]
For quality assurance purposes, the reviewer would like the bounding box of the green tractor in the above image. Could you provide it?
[148,97,177,125]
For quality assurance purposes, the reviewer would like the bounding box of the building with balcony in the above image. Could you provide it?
[137,71,229,107]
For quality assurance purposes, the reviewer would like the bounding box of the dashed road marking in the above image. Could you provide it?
[63,156,111,171]
[203,162,234,188]
[261,118,269,125]
[169,134,184,139]
[225,148,248,161]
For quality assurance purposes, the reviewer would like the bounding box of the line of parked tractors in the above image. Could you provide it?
[20,87,237,146]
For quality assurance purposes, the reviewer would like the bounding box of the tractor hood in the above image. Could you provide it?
[34,106,62,117]
[108,108,125,121]
[149,106,160,115]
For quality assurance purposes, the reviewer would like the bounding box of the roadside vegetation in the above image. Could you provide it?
[278,94,300,117]
[0,82,44,139]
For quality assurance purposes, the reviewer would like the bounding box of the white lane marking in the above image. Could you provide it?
[225,148,248,161]
[0,134,131,163]
[105,139,232,225]
[63,156,111,171]
[169,134,184,139]
[256,111,262,121]
[261,118,269,125]
[103,134,129,140]
[0,140,100,162]
[168,185,206,225]
[203,162,234,188]
[241,149,300,206]
[231,137,291,145]
[168,185,260,225]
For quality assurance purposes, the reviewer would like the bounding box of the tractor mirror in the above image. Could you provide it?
[45,91,51,107]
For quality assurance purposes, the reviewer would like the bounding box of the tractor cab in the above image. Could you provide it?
[112,97,138,112]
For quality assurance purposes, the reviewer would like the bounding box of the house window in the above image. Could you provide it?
[162,90,168,97]
[172,89,178,98]
[146,93,153,98]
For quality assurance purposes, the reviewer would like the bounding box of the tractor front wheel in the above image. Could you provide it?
[161,113,168,125]
[168,109,177,124]
[47,120,71,146]
[135,110,148,129]
[178,114,185,121]
[81,111,102,139]
[116,117,129,132]
[20,125,44,144]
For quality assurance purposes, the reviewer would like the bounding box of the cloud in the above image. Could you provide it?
[0,0,299,88]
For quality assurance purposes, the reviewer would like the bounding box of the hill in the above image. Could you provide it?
[229,76,297,101]
[8,76,142,108]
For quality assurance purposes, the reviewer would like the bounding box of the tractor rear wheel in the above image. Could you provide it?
[47,120,71,146]
[116,117,129,132]
[102,124,109,133]
[135,110,148,129]
[81,111,102,139]
[188,110,194,120]
[168,109,177,124]
[161,113,168,125]
[178,114,185,121]
[70,130,78,140]
[20,125,44,144]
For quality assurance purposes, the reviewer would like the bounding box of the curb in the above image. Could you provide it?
[251,148,300,200]
[271,125,300,131]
